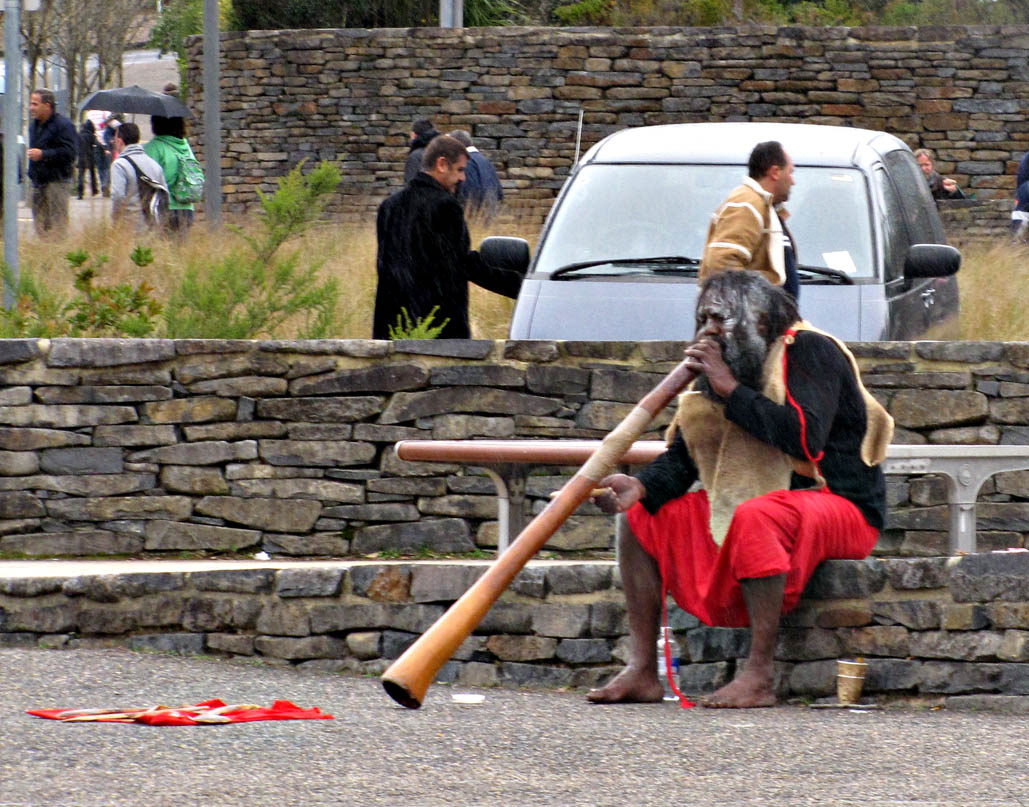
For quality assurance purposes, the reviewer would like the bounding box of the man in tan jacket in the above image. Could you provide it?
[699,141,799,299]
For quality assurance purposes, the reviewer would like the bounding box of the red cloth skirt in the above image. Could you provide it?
[626,488,879,628]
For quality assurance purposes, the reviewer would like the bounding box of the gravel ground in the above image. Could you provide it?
[2,647,1027,807]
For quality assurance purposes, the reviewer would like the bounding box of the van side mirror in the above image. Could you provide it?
[904,244,961,279]
[480,237,531,276]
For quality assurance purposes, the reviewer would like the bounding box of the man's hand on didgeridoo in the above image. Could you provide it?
[591,474,646,514]
[684,338,738,399]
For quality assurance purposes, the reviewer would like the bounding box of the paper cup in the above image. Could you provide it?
[837,659,867,704]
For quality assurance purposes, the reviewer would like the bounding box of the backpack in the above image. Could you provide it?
[170,152,205,204]
[122,156,169,228]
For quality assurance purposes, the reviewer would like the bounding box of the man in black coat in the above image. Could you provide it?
[27,88,77,235]
[374,135,524,339]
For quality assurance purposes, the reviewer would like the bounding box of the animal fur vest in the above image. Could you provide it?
[667,321,894,546]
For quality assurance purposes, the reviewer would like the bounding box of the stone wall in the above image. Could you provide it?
[0,338,1028,560]
[185,25,1029,239]
[2,555,1029,702]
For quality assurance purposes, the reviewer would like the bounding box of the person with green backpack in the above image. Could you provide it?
[145,115,205,231]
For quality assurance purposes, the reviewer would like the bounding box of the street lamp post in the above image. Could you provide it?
[203,0,221,228]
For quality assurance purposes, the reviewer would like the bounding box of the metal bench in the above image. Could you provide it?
[395,440,1029,555]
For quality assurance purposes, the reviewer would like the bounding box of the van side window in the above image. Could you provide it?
[882,150,946,243]
[874,167,907,282]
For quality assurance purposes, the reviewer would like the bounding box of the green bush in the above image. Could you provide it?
[387,306,451,339]
[162,161,343,339]
[1,247,161,338]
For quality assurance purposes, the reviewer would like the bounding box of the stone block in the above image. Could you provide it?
[776,628,841,661]
[207,633,256,655]
[189,376,288,397]
[458,661,500,688]
[526,365,589,394]
[381,630,418,659]
[255,635,347,660]
[182,597,236,632]
[545,564,612,595]
[160,467,230,495]
[410,565,486,602]
[487,634,558,661]
[143,397,238,424]
[47,339,176,367]
[1,530,142,557]
[93,425,178,447]
[47,495,193,522]
[275,568,344,597]
[194,496,321,533]
[0,451,40,476]
[889,390,988,429]
[345,631,381,660]
[679,661,732,694]
[838,625,910,657]
[908,630,1003,660]
[0,427,91,450]
[881,557,949,589]
[986,602,1029,628]
[944,603,990,630]
[34,385,172,404]
[556,638,612,663]
[998,630,1029,662]
[144,520,261,551]
[255,601,311,636]
[686,626,749,662]
[532,603,591,638]
[231,478,364,502]
[127,633,204,655]
[804,558,887,599]
[256,396,384,423]
[479,602,535,634]
[352,519,475,555]
[431,415,514,440]
[257,439,376,467]
[379,387,561,423]
[872,600,943,629]
[865,658,921,692]
[499,662,575,690]
[787,660,837,697]
[190,569,274,593]
[351,565,412,601]
[0,404,137,428]
[132,441,258,465]
[263,533,350,556]
[950,552,1029,602]
[0,491,45,519]
[510,567,547,599]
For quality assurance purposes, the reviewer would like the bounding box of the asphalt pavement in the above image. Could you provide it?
[2,647,1027,806]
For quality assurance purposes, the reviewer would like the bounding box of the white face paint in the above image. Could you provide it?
[694,278,773,395]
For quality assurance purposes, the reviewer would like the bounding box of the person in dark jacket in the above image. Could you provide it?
[403,118,439,185]
[915,148,965,201]
[1011,151,1029,242]
[447,129,503,221]
[76,119,100,199]
[27,88,77,235]
[587,271,892,709]
[374,134,524,339]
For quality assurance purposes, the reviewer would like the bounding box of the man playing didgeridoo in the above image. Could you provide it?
[588,271,893,708]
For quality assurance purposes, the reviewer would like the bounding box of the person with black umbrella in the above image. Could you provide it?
[27,88,77,236]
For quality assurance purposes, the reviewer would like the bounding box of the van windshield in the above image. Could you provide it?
[534,164,875,280]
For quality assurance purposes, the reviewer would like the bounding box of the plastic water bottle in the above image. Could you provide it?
[656,625,681,701]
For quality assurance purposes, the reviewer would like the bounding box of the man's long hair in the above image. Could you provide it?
[693,271,800,398]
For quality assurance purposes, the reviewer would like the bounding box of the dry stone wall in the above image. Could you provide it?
[0,338,1028,560]
[2,554,1029,703]
[186,25,1029,238]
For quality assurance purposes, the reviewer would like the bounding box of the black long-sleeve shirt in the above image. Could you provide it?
[636,330,886,531]
[373,172,523,339]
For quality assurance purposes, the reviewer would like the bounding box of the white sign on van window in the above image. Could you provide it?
[822,251,858,275]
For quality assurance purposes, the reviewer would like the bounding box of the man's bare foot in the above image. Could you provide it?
[700,669,776,708]
[587,667,664,704]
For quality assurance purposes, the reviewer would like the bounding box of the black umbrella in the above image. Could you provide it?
[79,85,192,118]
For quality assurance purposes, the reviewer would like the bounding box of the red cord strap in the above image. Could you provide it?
[782,328,824,472]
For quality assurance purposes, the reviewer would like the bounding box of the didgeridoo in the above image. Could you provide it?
[381,355,697,708]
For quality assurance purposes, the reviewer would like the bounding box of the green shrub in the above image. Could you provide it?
[162,161,343,339]
[387,306,451,339]
[1,247,161,338]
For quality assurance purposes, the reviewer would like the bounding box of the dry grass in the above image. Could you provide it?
[12,214,1023,341]
[12,211,537,340]
[955,241,1029,341]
